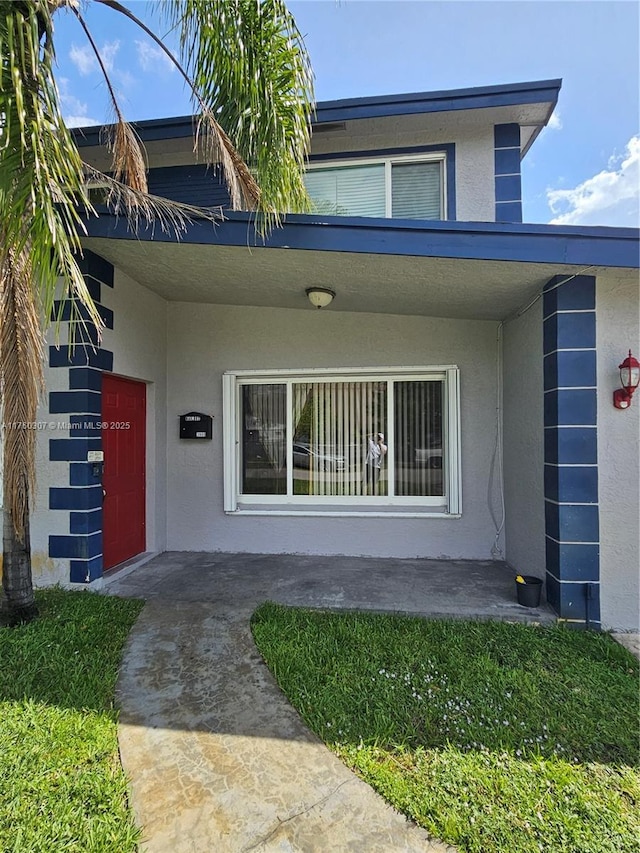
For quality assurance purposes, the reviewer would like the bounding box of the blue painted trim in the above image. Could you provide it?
[495,201,522,223]
[545,575,601,623]
[70,509,103,534]
[83,276,101,302]
[309,143,456,221]
[545,503,599,543]
[49,346,113,371]
[543,272,600,625]
[78,249,114,287]
[49,486,103,511]
[494,124,522,223]
[543,350,597,390]
[49,532,102,560]
[543,313,596,351]
[544,465,598,504]
[53,300,114,329]
[69,368,104,392]
[495,174,522,203]
[544,389,597,426]
[72,79,562,146]
[49,390,102,416]
[47,251,113,586]
[494,147,521,176]
[545,540,600,582]
[544,427,597,465]
[148,164,229,209]
[494,123,521,148]
[314,79,562,122]
[70,556,103,584]
[543,274,596,312]
[70,462,103,487]
[49,437,102,462]
[81,212,640,269]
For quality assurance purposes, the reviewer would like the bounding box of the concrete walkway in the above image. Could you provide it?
[107,553,554,851]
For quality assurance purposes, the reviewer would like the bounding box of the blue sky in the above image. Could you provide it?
[53,0,639,226]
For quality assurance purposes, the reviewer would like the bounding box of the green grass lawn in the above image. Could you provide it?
[0,588,144,853]
[251,603,640,853]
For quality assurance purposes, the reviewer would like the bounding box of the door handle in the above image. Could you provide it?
[102,488,107,505]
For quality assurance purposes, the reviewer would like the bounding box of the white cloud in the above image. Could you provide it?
[136,40,174,73]
[57,77,99,127]
[547,136,640,227]
[114,69,137,91]
[547,110,562,131]
[64,115,100,128]
[69,40,120,76]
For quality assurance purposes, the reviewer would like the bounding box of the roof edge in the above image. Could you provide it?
[82,210,639,270]
[72,78,562,147]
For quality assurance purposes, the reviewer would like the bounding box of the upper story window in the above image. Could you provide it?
[305,154,446,220]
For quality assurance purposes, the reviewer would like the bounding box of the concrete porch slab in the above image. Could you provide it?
[107,553,554,852]
[106,551,555,623]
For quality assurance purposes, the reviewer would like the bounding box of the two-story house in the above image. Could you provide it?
[30,78,639,631]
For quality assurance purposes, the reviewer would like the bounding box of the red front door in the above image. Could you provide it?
[102,375,146,570]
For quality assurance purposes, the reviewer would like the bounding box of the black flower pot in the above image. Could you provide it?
[515,575,542,608]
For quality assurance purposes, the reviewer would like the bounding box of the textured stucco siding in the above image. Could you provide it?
[311,122,496,223]
[597,271,640,631]
[166,303,500,559]
[502,300,545,579]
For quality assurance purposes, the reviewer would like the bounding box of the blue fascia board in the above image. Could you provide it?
[314,80,561,123]
[83,211,639,270]
[73,79,562,147]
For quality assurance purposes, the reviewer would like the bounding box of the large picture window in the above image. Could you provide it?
[304,154,445,220]
[223,367,461,516]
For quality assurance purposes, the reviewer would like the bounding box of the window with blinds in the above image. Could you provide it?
[305,156,445,220]
[225,367,461,514]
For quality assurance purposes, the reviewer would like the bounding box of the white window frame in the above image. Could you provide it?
[306,152,447,220]
[223,366,461,518]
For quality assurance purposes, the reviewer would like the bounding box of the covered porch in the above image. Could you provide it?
[104,551,556,625]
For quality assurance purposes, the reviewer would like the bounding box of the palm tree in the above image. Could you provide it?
[0,0,313,623]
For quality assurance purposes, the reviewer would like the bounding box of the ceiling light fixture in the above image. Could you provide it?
[306,287,335,309]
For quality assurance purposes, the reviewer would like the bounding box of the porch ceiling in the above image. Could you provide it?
[82,236,600,321]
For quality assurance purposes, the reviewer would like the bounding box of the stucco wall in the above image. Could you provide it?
[100,269,168,554]
[502,300,545,579]
[311,121,496,223]
[596,271,640,631]
[166,303,500,558]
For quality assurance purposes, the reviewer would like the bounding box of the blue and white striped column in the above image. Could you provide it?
[494,124,522,223]
[48,251,114,584]
[543,274,600,628]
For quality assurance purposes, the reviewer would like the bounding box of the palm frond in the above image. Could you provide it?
[156,0,315,230]
[0,246,44,541]
[94,0,260,210]
[0,0,103,537]
[71,5,149,193]
[82,164,225,234]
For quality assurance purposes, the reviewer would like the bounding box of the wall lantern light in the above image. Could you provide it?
[306,287,335,309]
[613,350,640,409]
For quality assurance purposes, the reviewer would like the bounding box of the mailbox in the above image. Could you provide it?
[179,412,213,440]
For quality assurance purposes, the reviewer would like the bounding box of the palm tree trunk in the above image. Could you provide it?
[1,499,38,626]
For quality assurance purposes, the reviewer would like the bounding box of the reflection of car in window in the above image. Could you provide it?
[293,442,345,471]
[414,447,443,468]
